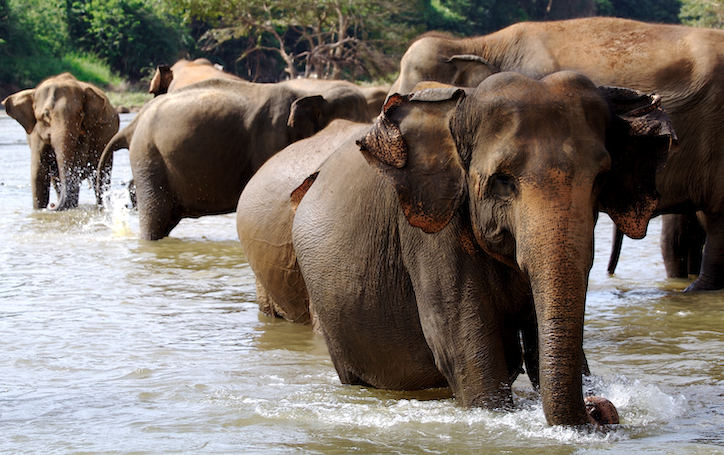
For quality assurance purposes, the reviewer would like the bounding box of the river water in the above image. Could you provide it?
[0,112,721,454]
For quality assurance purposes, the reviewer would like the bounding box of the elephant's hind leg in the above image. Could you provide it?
[134,160,181,240]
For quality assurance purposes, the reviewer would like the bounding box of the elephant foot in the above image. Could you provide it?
[585,396,619,425]
[684,276,724,292]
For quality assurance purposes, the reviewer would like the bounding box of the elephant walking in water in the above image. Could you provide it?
[3,73,119,210]
[391,17,724,291]
[98,78,369,240]
[290,73,674,426]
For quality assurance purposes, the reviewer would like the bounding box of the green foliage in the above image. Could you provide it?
[67,0,189,79]
[597,0,682,23]
[10,0,68,55]
[419,0,601,35]
[680,0,724,28]
[2,53,123,89]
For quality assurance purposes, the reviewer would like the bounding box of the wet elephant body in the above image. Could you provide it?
[292,73,674,425]
[236,119,371,325]
[2,73,119,209]
[99,78,369,240]
[392,17,724,290]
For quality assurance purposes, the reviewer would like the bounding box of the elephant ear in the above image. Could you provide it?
[446,54,499,88]
[357,88,467,233]
[82,84,115,130]
[599,86,677,239]
[149,64,172,96]
[288,95,329,141]
[2,89,36,134]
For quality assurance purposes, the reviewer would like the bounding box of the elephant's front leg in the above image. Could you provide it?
[401,221,518,408]
[686,213,724,291]
[29,138,53,209]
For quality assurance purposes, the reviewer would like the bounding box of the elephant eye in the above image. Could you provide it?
[487,173,518,200]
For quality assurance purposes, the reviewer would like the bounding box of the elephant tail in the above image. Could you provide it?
[607,226,624,275]
[95,121,134,206]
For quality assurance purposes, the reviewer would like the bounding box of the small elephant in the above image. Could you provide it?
[98,78,369,240]
[391,17,724,291]
[2,73,119,209]
[236,119,370,326]
[292,72,675,426]
[148,58,242,96]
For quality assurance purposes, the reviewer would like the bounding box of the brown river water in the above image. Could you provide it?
[0,112,722,454]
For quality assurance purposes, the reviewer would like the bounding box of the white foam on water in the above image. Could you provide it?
[100,186,136,238]
[245,372,690,446]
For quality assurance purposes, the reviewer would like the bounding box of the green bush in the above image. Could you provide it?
[2,52,122,89]
[68,0,189,79]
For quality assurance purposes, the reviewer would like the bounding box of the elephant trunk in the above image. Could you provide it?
[516,180,595,426]
[49,132,82,211]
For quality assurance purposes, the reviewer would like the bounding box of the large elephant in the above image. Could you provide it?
[98,78,369,240]
[148,58,242,96]
[2,73,119,209]
[292,72,674,426]
[236,119,370,325]
[390,17,724,291]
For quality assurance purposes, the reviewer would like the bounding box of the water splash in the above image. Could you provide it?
[101,185,136,238]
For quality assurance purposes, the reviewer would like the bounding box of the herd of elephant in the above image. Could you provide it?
[3,17,723,428]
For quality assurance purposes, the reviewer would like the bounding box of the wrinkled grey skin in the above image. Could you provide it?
[391,17,724,291]
[97,78,369,240]
[292,73,675,426]
[236,119,370,326]
[2,73,119,209]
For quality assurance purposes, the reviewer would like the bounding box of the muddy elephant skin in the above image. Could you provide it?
[292,73,675,426]
[2,73,119,210]
[391,17,724,291]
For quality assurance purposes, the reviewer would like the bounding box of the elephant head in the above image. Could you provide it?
[148,64,173,96]
[359,71,674,425]
[2,73,118,210]
[287,88,369,142]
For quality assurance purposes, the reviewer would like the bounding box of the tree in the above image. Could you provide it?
[680,0,724,27]
[163,0,420,81]
[66,0,189,79]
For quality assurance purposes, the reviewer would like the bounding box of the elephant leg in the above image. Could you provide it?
[686,213,724,291]
[95,153,113,206]
[661,214,694,278]
[521,317,540,390]
[687,215,706,276]
[134,164,181,240]
[255,277,277,317]
[30,141,53,209]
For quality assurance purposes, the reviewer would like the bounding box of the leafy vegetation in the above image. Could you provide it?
[0,0,721,94]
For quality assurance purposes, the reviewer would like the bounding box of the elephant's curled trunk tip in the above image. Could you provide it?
[585,396,620,425]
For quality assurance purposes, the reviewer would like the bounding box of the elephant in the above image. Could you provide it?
[2,73,119,210]
[236,119,370,326]
[607,213,705,277]
[148,58,242,96]
[279,78,389,121]
[291,72,674,426]
[98,78,370,240]
[390,16,724,291]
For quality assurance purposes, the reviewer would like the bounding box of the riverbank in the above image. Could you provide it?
[106,90,152,113]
